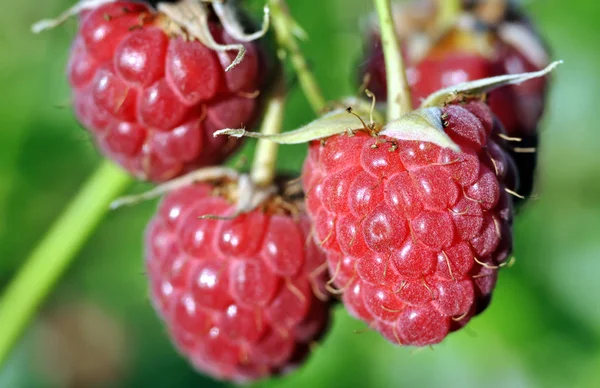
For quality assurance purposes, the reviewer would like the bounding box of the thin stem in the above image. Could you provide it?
[269,0,326,114]
[0,161,131,366]
[436,0,462,31]
[250,77,287,187]
[373,0,413,120]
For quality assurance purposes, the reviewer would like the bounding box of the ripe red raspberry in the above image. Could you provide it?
[361,4,549,136]
[145,181,331,382]
[410,34,548,139]
[302,100,514,346]
[69,2,270,181]
[359,3,550,200]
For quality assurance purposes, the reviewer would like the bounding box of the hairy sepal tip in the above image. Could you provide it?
[213,128,248,138]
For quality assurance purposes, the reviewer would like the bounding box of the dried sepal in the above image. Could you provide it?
[31,0,116,33]
[421,60,562,108]
[212,1,270,43]
[110,168,279,222]
[216,174,278,219]
[160,0,270,71]
[110,166,239,209]
[33,0,270,72]
[158,0,244,71]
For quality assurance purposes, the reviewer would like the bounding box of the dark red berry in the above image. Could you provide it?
[359,2,550,202]
[69,2,271,181]
[302,101,514,346]
[145,182,331,382]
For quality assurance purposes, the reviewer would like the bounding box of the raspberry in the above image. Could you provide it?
[302,101,514,346]
[411,36,548,138]
[359,2,550,201]
[69,2,270,181]
[145,181,331,382]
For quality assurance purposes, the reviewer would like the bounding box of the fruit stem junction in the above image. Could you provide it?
[269,0,327,114]
[373,0,413,120]
[0,161,131,367]
[251,76,287,188]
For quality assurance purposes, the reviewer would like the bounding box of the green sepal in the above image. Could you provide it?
[380,107,460,151]
[421,60,562,108]
[214,98,380,144]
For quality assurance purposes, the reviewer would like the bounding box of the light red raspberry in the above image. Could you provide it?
[302,100,514,346]
[145,182,331,382]
[69,1,271,181]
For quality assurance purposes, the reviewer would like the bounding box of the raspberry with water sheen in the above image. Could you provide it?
[302,100,514,346]
[145,182,331,382]
[69,2,270,181]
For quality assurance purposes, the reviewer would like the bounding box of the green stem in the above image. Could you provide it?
[269,0,326,114]
[250,76,287,188]
[0,161,131,366]
[373,0,412,120]
[436,0,462,31]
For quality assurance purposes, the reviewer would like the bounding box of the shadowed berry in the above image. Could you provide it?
[69,2,271,181]
[302,101,514,346]
[145,182,331,382]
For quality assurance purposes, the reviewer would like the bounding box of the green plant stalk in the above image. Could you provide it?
[250,76,287,187]
[373,0,413,120]
[0,161,131,367]
[436,0,462,31]
[269,0,326,114]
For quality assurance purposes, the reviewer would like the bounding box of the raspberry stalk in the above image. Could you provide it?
[373,0,413,120]
[0,161,131,366]
[436,0,462,31]
[251,77,287,188]
[269,0,326,114]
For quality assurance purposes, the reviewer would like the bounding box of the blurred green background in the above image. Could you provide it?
[1,0,599,387]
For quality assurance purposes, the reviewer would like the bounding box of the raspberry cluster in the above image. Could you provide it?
[69,1,269,181]
[302,101,514,345]
[146,183,330,382]
[36,0,556,383]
